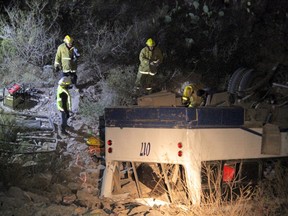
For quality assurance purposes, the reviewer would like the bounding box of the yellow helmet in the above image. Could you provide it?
[86,136,101,146]
[58,77,71,86]
[63,35,74,45]
[146,38,155,47]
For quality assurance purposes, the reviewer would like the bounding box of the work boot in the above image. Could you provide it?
[72,85,79,92]
[61,129,68,135]
[66,125,74,131]
[60,126,69,135]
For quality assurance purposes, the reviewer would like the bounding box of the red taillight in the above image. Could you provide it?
[223,164,235,182]
[178,151,183,157]
[177,142,182,148]
[107,140,112,146]
[108,147,112,153]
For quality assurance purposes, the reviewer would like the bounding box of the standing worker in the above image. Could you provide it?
[135,38,163,93]
[54,35,80,88]
[57,77,72,135]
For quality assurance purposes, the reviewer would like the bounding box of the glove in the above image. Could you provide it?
[153,60,160,66]
[150,60,160,66]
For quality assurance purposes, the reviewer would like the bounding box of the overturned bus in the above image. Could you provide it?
[100,65,288,205]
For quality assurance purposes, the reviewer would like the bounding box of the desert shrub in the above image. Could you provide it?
[253,160,288,215]
[164,160,288,216]
[0,0,60,84]
[122,161,256,216]
[78,20,145,80]
[79,22,134,80]
[79,65,136,124]
[71,1,170,83]
[0,112,18,143]
[0,113,21,160]
[177,162,255,216]
[0,156,25,187]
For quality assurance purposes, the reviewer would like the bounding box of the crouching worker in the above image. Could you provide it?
[57,77,72,135]
[181,83,207,107]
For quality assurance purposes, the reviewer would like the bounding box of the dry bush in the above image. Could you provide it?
[0,157,26,187]
[79,65,136,123]
[149,162,256,216]
[0,112,18,144]
[253,160,288,215]
[161,160,288,216]
[0,0,60,84]
[79,22,134,79]
[72,1,169,82]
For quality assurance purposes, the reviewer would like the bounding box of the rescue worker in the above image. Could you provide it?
[135,38,163,93]
[54,35,80,88]
[57,76,72,135]
[181,83,206,107]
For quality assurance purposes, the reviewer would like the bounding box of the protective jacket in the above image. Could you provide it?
[57,85,72,112]
[182,83,205,107]
[54,43,78,73]
[138,46,163,74]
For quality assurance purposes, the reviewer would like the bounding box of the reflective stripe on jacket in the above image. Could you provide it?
[57,85,72,111]
[54,43,77,72]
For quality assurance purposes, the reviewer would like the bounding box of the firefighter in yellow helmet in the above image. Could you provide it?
[135,38,163,93]
[57,76,72,135]
[181,83,206,107]
[54,35,80,88]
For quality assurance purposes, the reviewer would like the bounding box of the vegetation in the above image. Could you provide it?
[79,65,136,123]
[150,161,288,215]
[0,0,288,214]
[0,0,60,84]
[0,112,18,143]
[0,0,286,112]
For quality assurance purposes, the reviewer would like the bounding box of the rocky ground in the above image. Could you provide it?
[0,86,177,216]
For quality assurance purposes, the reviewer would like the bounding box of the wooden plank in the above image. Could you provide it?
[131,162,142,198]
[112,162,122,193]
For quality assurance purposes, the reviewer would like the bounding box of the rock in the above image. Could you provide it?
[85,168,100,185]
[73,122,84,130]
[23,173,52,190]
[129,205,151,215]
[56,168,80,184]
[33,203,77,216]
[74,207,88,215]
[146,209,168,215]
[25,191,50,204]
[113,203,126,212]
[76,187,100,208]
[51,183,71,195]
[7,186,30,202]
[77,143,88,151]
[87,209,109,216]
[117,210,130,216]
[70,164,83,174]
[67,182,82,191]
[62,194,77,205]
